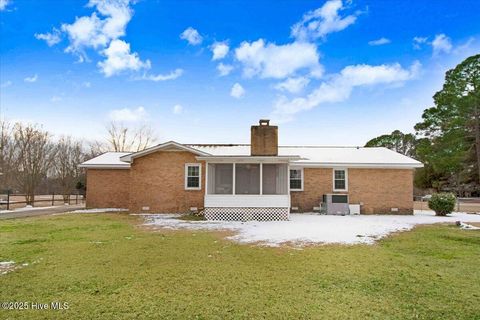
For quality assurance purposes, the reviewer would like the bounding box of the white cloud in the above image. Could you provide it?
[0,0,10,11]
[368,37,391,46]
[24,74,38,83]
[98,39,151,77]
[274,77,310,94]
[431,34,452,55]
[140,68,184,81]
[217,63,234,76]
[272,61,421,122]
[0,80,12,88]
[235,39,323,79]
[230,83,245,99]
[172,104,183,114]
[61,0,132,60]
[211,41,229,60]
[109,106,146,122]
[50,96,62,102]
[291,0,358,41]
[37,0,179,79]
[180,27,203,45]
[35,28,62,46]
[412,36,428,49]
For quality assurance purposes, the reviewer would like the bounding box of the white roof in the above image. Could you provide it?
[79,144,423,169]
[190,145,423,168]
[79,152,131,169]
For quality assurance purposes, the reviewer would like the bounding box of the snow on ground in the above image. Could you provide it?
[458,222,480,230]
[0,261,16,275]
[143,210,480,246]
[0,261,29,275]
[1,258,42,275]
[0,206,64,214]
[71,208,128,213]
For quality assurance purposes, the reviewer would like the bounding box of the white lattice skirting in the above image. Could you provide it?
[204,207,289,221]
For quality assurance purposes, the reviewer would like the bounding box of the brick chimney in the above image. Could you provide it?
[251,119,278,156]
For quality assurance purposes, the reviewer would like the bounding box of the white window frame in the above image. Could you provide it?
[185,163,202,190]
[333,168,348,192]
[289,167,304,192]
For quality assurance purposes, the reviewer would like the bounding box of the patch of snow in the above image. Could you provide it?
[0,261,17,275]
[0,205,64,214]
[71,208,128,213]
[143,210,480,246]
[457,221,480,230]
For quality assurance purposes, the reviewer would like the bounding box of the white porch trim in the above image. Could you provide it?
[205,195,290,208]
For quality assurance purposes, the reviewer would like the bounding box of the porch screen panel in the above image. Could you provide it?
[208,163,233,194]
[262,164,288,195]
[235,164,260,194]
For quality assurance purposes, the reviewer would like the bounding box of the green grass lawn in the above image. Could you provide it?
[0,213,479,319]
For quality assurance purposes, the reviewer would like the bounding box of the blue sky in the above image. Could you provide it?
[0,0,479,146]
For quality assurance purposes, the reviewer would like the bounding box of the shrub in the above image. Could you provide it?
[428,193,456,216]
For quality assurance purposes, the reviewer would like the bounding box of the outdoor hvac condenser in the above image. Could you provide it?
[321,194,349,215]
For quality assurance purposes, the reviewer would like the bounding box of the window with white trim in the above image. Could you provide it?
[333,169,347,191]
[289,168,303,191]
[185,164,201,190]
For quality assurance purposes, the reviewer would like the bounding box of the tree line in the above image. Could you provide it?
[365,54,480,196]
[0,121,157,204]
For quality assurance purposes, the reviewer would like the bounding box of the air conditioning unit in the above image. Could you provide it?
[321,194,349,215]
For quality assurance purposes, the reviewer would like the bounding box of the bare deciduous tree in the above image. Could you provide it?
[0,120,15,191]
[88,140,107,158]
[53,136,85,202]
[104,121,157,152]
[14,123,56,204]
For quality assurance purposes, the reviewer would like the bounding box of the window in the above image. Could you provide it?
[289,168,303,191]
[185,164,201,190]
[333,169,347,191]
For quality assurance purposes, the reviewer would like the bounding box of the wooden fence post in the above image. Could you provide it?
[76,194,78,204]
[6,190,10,211]
[52,192,55,206]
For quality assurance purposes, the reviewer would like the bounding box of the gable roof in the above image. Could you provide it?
[119,141,210,163]
[79,143,423,169]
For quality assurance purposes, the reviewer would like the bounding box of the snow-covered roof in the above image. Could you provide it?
[79,144,423,169]
[79,152,131,169]
[190,145,423,168]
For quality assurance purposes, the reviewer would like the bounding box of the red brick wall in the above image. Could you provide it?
[128,151,205,213]
[86,169,130,208]
[349,168,414,214]
[290,168,414,214]
[290,168,332,212]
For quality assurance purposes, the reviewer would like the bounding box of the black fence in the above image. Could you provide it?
[0,192,85,210]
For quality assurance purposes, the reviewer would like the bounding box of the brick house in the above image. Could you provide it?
[79,120,423,220]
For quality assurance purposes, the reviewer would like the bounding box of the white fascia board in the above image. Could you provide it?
[292,162,424,169]
[78,164,130,169]
[120,141,210,163]
[196,155,301,163]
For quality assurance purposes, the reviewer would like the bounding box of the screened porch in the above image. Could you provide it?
[203,162,290,220]
[207,163,289,196]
